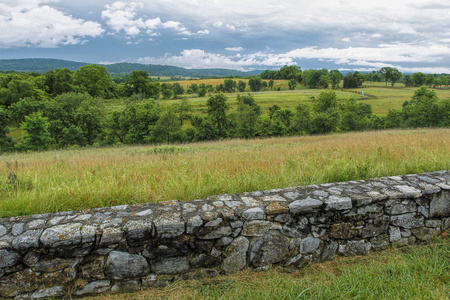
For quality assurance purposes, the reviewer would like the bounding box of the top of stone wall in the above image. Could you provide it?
[1,170,449,252]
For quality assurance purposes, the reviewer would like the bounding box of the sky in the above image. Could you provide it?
[0,0,450,73]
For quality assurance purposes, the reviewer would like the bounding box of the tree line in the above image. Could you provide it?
[1,86,448,152]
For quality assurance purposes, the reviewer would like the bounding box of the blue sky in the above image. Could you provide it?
[1,0,450,73]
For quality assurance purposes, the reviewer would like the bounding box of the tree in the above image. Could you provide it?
[411,72,426,86]
[288,79,297,90]
[248,77,262,92]
[44,93,106,146]
[403,75,413,87]
[237,80,246,92]
[150,105,181,144]
[8,97,45,123]
[315,91,337,113]
[18,112,53,151]
[424,74,435,87]
[171,82,184,97]
[0,107,15,151]
[390,69,402,87]
[0,79,36,108]
[291,103,312,134]
[268,79,274,90]
[379,67,394,86]
[206,94,229,137]
[74,64,116,98]
[162,89,174,100]
[303,69,327,88]
[329,70,343,89]
[223,79,237,93]
[124,70,160,99]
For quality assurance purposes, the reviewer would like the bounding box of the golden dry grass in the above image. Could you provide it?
[0,128,449,218]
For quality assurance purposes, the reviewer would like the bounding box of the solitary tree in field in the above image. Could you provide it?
[379,67,394,86]
[390,69,402,87]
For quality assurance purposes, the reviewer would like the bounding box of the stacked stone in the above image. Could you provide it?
[0,171,449,298]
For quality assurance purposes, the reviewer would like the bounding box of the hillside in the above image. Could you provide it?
[0,58,262,77]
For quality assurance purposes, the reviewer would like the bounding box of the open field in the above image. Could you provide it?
[1,128,449,218]
[173,83,450,115]
[85,240,450,300]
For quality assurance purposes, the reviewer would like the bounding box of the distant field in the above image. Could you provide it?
[1,128,449,218]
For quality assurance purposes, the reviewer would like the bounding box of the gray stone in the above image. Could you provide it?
[430,191,450,218]
[74,214,92,221]
[21,286,66,299]
[26,219,46,229]
[241,196,260,207]
[105,251,150,279]
[394,185,422,198]
[100,227,124,245]
[204,218,223,227]
[300,237,320,254]
[74,280,111,296]
[221,236,249,273]
[390,213,424,229]
[328,223,359,240]
[0,249,21,268]
[338,240,371,256]
[400,228,411,237]
[361,217,389,238]
[242,207,265,220]
[136,209,153,216]
[389,226,401,242]
[370,234,389,251]
[12,229,43,251]
[284,192,300,200]
[357,204,382,215]
[151,256,190,275]
[274,214,292,223]
[215,236,233,247]
[425,220,442,228]
[418,205,429,218]
[124,220,153,246]
[230,220,243,229]
[40,223,84,248]
[242,220,272,237]
[48,216,65,226]
[320,242,338,261]
[197,226,232,239]
[261,195,286,202]
[186,215,203,234]
[224,200,243,209]
[111,280,141,294]
[385,199,417,215]
[281,217,310,238]
[12,223,24,236]
[154,213,185,238]
[411,227,440,241]
[289,197,323,214]
[251,230,290,267]
[31,257,75,272]
[0,225,7,237]
[323,195,352,211]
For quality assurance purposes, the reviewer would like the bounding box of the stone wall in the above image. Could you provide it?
[1,171,449,298]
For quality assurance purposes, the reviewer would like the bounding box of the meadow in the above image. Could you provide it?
[1,128,449,218]
[156,81,450,115]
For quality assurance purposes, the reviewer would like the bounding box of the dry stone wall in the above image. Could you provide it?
[1,171,449,298]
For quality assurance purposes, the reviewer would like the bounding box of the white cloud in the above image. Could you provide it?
[372,33,382,38]
[0,0,103,48]
[101,1,208,37]
[137,42,450,72]
[341,38,350,42]
[225,47,244,51]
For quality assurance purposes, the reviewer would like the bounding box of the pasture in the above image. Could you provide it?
[1,128,449,218]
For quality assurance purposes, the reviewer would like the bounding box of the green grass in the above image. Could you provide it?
[88,240,450,300]
[1,128,449,218]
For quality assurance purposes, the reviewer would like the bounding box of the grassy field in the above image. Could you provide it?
[1,128,449,218]
[163,82,450,115]
[86,240,450,300]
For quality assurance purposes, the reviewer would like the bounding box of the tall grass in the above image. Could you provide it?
[0,129,449,218]
[86,240,450,300]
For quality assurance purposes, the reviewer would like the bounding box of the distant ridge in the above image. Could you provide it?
[0,58,262,77]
